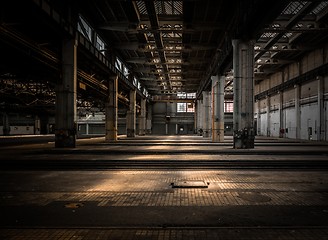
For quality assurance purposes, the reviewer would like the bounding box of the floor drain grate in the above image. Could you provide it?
[171,180,209,188]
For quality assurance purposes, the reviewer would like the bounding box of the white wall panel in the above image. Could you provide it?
[270,110,280,137]
[300,103,318,140]
[259,113,267,136]
[284,108,296,139]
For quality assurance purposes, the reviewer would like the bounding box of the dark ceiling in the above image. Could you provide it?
[1,0,328,110]
[77,0,328,97]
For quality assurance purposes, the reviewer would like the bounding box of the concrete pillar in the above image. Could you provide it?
[256,100,261,135]
[266,96,270,136]
[2,113,10,135]
[55,39,77,148]
[86,123,89,135]
[34,116,40,135]
[138,98,146,135]
[211,75,225,142]
[295,84,300,139]
[197,100,202,135]
[279,91,284,138]
[126,89,136,137]
[105,76,118,141]
[317,76,324,141]
[146,104,152,134]
[232,39,255,148]
[203,91,211,137]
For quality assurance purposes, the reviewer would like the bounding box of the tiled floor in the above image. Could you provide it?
[0,136,327,239]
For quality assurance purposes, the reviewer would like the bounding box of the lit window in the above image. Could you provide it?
[187,102,195,112]
[177,102,194,113]
[224,101,233,112]
[77,16,93,41]
[123,66,129,77]
[177,102,186,112]
[115,58,122,71]
[96,35,106,54]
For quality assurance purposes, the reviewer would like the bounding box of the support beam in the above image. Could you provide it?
[139,98,147,135]
[55,39,77,148]
[211,75,225,142]
[2,113,10,135]
[146,104,152,134]
[317,76,324,141]
[232,39,255,149]
[105,76,118,141]
[266,96,270,137]
[295,84,301,139]
[126,90,136,137]
[202,91,211,138]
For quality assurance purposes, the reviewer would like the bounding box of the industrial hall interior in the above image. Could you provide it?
[0,0,328,240]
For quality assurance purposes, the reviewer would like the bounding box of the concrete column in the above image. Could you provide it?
[34,116,40,135]
[197,100,202,135]
[55,39,77,148]
[86,123,89,135]
[279,91,284,138]
[126,89,136,137]
[105,76,118,141]
[295,84,300,139]
[2,113,10,135]
[194,101,197,134]
[211,75,225,142]
[202,91,211,137]
[232,39,255,148]
[266,96,270,136]
[138,98,146,135]
[256,100,261,135]
[317,76,324,141]
[146,104,152,134]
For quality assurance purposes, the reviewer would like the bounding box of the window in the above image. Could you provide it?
[78,16,93,41]
[187,102,195,112]
[177,102,186,112]
[177,102,194,113]
[123,66,129,77]
[95,35,105,54]
[133,77,138,87]
[115,57,122,71]
[224,101,233,112]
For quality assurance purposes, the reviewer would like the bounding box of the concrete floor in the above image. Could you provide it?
[0,135,328,239]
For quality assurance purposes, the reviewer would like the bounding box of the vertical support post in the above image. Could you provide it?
[256,100,261,135]
[2,113,10,135]
[295,84,300,139]
[317,76,324,141]
[126,89,136,137]
[146,104,152,134]
[279,91,284,138]
[34,116,40,135]
[86,123,89,135]
[105,76,118,141]
[197,99,202,135]
[139,98,146,135]
[55,38,77,148]
[202,91,211,137]
[266,96,270,136]
[232,39,255,148]
[212,75,225,142]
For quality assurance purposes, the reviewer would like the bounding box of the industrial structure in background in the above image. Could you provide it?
[1,1,328,148]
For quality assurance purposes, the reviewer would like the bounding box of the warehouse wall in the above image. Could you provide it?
[255,43,328,141]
